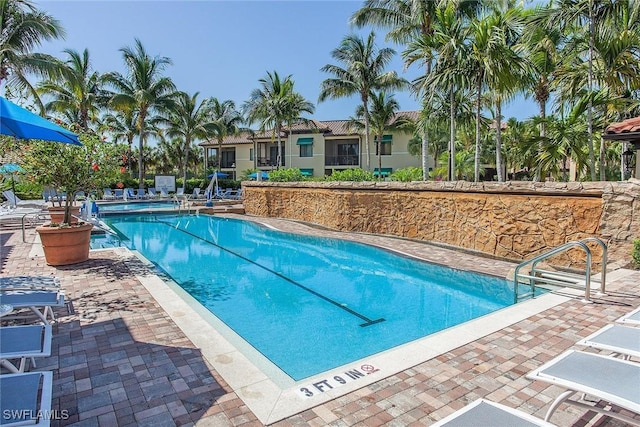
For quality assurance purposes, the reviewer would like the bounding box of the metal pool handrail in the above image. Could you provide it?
[514,237,607,303]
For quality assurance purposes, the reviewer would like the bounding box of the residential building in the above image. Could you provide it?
[199,111,428,179]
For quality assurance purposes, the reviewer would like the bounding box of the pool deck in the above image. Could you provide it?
[1,214,640,426]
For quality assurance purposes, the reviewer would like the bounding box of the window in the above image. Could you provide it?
[300,144,313,157]
[250,148,254,161]
[374,135,392,155]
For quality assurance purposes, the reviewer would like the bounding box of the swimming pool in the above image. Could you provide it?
[97,201,178,212]
[101,213,533,381]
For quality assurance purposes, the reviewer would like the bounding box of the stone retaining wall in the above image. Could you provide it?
[242,180,640,267]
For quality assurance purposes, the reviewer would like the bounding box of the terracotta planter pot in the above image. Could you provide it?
[36,222,93,266]
[48,206,81,224]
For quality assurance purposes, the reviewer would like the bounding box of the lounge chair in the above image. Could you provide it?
[526,350,640,426]
[160,187,170,198]
[102,188,115,200]
[192,188,202,199]
[618,306,640,326]
[431,399,554,427]
[0,371,53,426]
[576,323,640,359]
[124,188,138,200]
[0,289,65,325]
[2,190,46,209]
[0,276,60,290]
[137,188,149,199]
[147,188,159,198]
[0,325,52,373]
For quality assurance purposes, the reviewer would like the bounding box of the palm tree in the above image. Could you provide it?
[243,71,314,168]
[206,98,243,172]
[102,108,137,172]
[349,91,414,178]
[0,0,65,102]
[351,0,481,180]
[163,91,212,186]
[105,38,177,188]
[37,48,106,130]
[319,32,407,171]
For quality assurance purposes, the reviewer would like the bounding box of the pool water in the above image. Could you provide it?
[97,201,178,212]
[101,214,528,380]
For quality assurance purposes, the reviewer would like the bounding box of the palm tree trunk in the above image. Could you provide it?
[496,100,504,182]
[276,124,282,169]
[137,110,146,189]
[421,133,429,180]
[587,0,596,181]
[474,77,482,182]
[534,99,546,181]
[449,88,456,181]
[377,134,383,181]
[364,108,371,171]
[182,137,190,187]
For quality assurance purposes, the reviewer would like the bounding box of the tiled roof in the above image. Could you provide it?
[604,116,640,135]
[200,111,420,146]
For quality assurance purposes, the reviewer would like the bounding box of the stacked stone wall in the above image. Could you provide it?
[242,180,640,267]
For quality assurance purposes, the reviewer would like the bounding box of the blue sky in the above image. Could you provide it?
[36,1,538,122]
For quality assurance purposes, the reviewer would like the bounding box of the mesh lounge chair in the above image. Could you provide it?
[0,276,60,290]
[137,188,149,199]
[526,350,640,426]
[0,371,53,426]
[617,306,640,326]
[192,188,202,199]
[160,187,170,198]
[2,190,46,209]
[124,188,138,200]
[102,188,115,200]
[0,289,65,325]
[576,323,640,359]
[147,188,159,198]
[431,399,554,427]
[0,325,52,373]
[114,188,124,200]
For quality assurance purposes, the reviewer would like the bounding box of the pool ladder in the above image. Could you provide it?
[513,237,607,303]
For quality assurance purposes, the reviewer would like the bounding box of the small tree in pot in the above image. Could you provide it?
[22,129,123,224]
[20,129,123,265]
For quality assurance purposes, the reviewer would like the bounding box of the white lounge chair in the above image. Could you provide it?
[0,371,53,426]
[0,325,52,373]
[137,188,149,199]
[124,188,138,200]
[526,350,640,426]
[431,399,554,427]
[192,188,202,199]
[147,188,159,199]
[160,187,170,198]
[114,189,124,199]
[618,306,640,326]
[576,323,640,359]
[0,289,65,325]
[0,276,60,290]
[2,190,46,209]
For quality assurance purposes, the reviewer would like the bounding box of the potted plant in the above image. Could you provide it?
[21,129,122,265]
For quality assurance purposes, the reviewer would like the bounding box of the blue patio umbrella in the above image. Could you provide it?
[207,171,229,179]
[249,171,269,180]
[0,97,81,145]
[0,163,24,197]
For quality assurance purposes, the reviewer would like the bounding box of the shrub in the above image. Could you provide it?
[390,167,423,182]
[268,168,306,182]
[326,168,375,181]
[632,239,640,267]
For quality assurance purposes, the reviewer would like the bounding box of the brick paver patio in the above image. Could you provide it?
[1,218,639,426]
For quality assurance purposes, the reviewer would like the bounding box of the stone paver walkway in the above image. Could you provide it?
[1,216,639,426]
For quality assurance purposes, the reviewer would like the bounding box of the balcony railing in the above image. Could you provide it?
[325,155,359,166]
[257,157,284,167]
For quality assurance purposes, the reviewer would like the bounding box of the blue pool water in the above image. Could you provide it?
[98,201,178,212]
[101,214,523,380]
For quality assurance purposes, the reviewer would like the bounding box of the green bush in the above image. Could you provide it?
[326,168,375,181]
[268,168,306,182]
[632,239,640,267]
[390,167,423,182]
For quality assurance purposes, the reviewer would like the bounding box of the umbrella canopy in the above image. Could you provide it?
[249,171,269,180]
[0,97,81,145]
[207,171,229,179]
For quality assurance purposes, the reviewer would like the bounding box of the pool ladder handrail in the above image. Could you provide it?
[514,237,607,303]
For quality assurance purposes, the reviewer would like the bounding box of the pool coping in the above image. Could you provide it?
[93,214,575,425]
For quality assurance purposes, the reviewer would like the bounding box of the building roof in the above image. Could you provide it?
[199,110,420,147]
[603,116,640,141]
